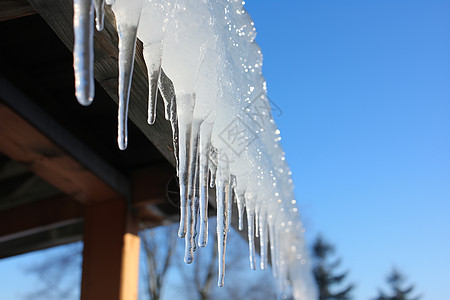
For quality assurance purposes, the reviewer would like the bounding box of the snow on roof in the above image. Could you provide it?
[72,0,317,298]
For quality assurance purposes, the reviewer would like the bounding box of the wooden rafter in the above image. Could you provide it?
[0,100,120,203]
[0,74,128,203]
[0,0,36,22]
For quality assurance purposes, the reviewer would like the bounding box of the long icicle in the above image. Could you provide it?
[116,23,139,150]
[245,193,256,270]
[226,169,233,232]
[192,152,200,252]
[184,120,201,263]
[73,0,95,106]
[216,156,230,287]
[113,0,143,150]
[176,94,195,238]
[158,69,179,174]
[143,41,163,125]
[198,122,213,247]
[259,209,268,270]
[269,218,278,278]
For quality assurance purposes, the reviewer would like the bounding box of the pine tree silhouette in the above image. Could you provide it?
[312,235,354,300]
[374,267,421,300]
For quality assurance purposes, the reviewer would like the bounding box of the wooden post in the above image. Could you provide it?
[81,198,140,300]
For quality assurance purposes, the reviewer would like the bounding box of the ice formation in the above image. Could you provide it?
[72,0,317,299]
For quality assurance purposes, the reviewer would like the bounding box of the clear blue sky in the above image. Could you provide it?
[245,0,450,299]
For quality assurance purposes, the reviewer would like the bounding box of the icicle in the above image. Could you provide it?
[236,192,245,231]
[259,209,268,270]
[158,69,174,119]
[198,121,213,247]
[138,0,176,125]
[269,218,278,278]
[143,42,163,124]
[158,70,179,174]
[116,24,137,150]
[93,0,105,31]
[105,0,114,4]
[184,119,201,263]
[192,156,200,252]
[209,148,217,188]
[216,156,230,287]
[163,94,170,120]
[245,193,256,270]
[176,94,195,238]
[226,170,233,232]
[254,198,260,238]
[73,0,94,106]
[187,121,201,208]
[112,0,143,150]
[171,106,179,176]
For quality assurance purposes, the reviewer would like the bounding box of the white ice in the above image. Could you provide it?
[72,0,317,299]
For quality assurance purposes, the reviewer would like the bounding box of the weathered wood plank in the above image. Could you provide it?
[27,0,176,166]
[0,0,36,22]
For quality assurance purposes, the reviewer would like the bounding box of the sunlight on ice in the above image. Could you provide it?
[73,0,95,106]
[72,0,317,299]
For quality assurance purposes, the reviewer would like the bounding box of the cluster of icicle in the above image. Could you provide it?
[72,0,317,298]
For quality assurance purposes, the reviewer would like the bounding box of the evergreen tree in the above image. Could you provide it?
[374,268,421,300]
[312,235,354,300]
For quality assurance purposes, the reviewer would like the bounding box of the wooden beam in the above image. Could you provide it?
[81,198,140,300]
[0,74,129,203]
[28,0,176,166]
[0,194,83,243]
[0,100,118,203]
[0,0,36,22]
